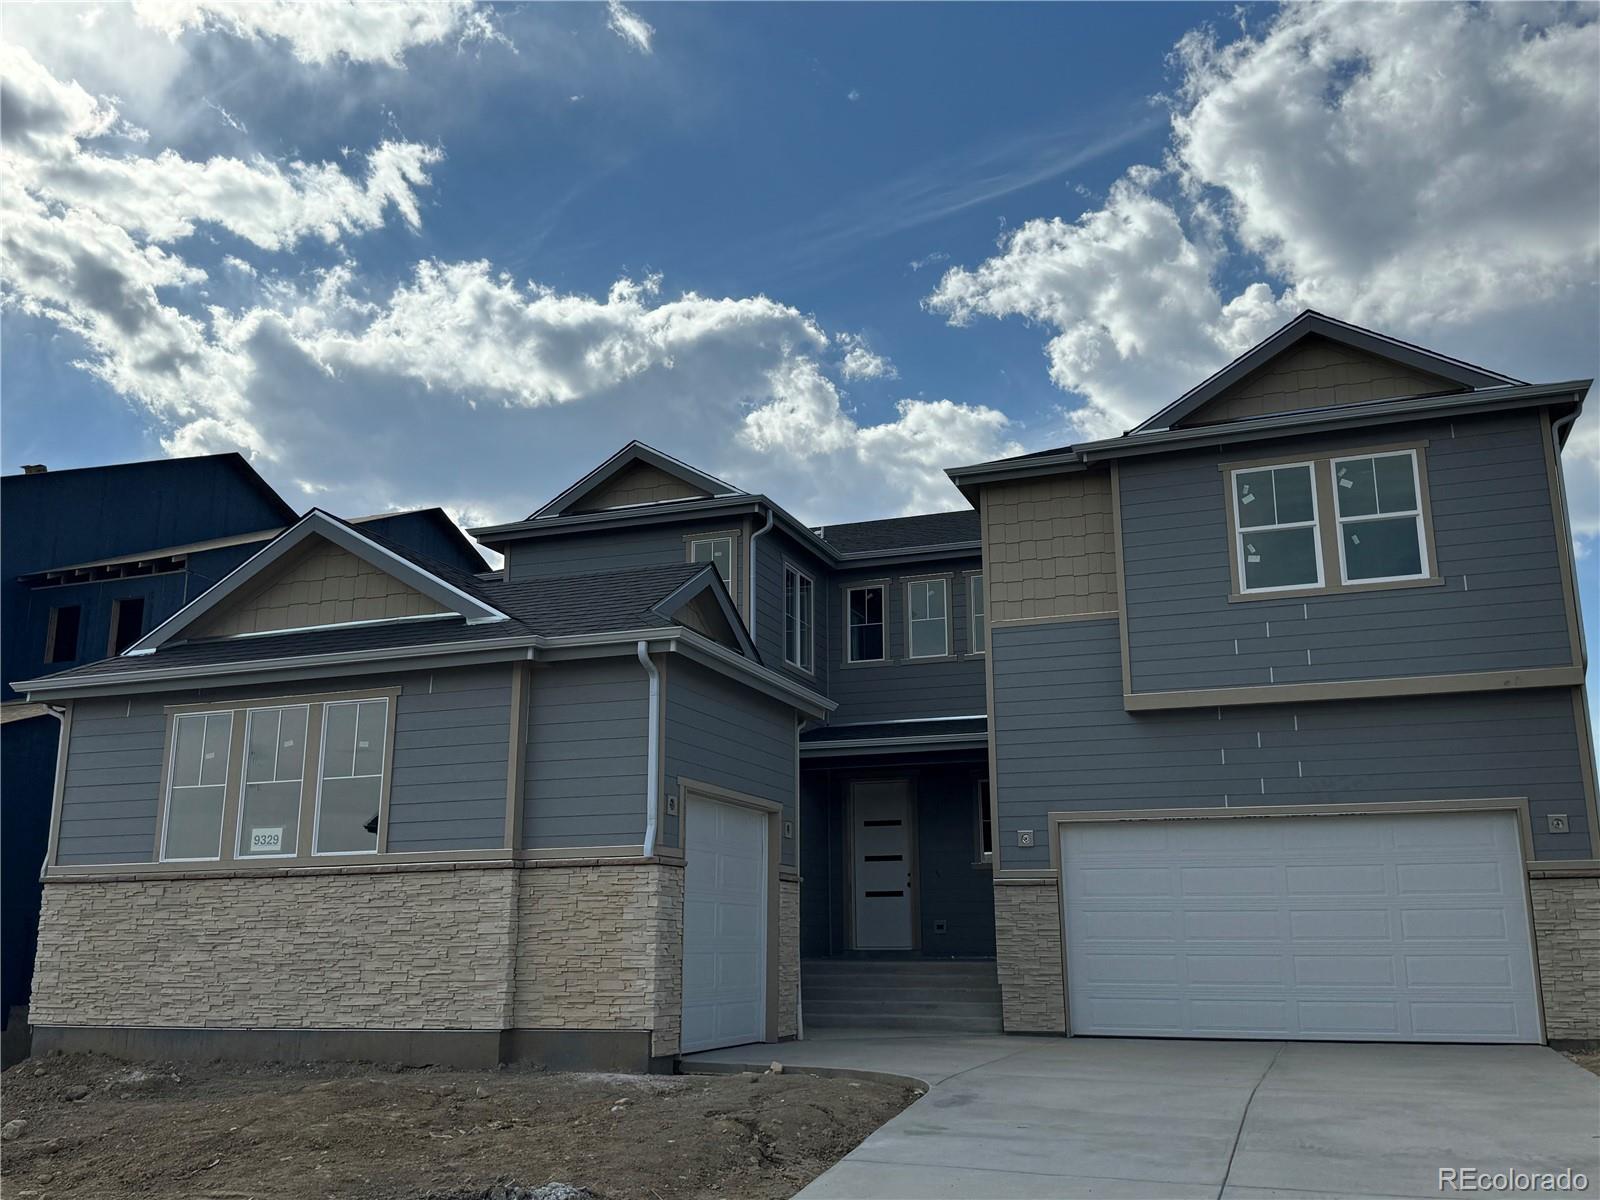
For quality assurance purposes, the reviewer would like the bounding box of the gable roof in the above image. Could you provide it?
[1134,311,1524,434]
[531,441,746,519]
[124,509,508,654]
[814,510,981,554]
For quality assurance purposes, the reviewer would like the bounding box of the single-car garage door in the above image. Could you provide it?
[682,794,769,1053]
[1060,810,1542,1043]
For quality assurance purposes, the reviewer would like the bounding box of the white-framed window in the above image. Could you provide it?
[906,578,950,658]
[237,705,309,858]
[783,564,814,672]
[1331,450,1428,584]
[845,584,886,663]
[1230,461,1323,594]
[314,698,390,855]
[975,779,993,863]
[687,534,735,587]
[160,710,233,861]
[968,573,986,655]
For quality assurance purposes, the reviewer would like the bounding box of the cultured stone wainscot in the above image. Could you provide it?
[1530,871,1600,1042]
[780,876,800,1038]
[993,878,1067,1034]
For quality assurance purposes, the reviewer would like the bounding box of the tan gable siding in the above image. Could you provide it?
[982,471,1117,623]
[1178,335,1464,426]
[188,538,447,638]
[568,463,711,513]
[673,590,740,649]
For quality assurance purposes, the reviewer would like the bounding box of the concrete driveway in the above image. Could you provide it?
[682,1030,1600,1199]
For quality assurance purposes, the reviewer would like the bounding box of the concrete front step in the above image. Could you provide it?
[803,986,1002,1005]
[804,997,1003,1018]
[801,959,1003,1033]
[805,1011,1004,1033]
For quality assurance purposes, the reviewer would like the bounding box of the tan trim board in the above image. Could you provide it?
[1226,575,1445,603]
[504,662,528,850]
[44,701,72,869]
[1124,666,1585,711]
[1110,462,1133,701]
[979,486,1002,874]
[1528,860,1600,878]
[1540,409,1586,670]
[1217,438,1432,474]
[1571,686,1600,860]
[989,610,1119,629]
[164,686,402,715]
[42,844,692,880]
[678,777,783,814]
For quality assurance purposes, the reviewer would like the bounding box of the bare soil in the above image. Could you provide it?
[0,1053,915,1200]
[1564,1050,1600,1077]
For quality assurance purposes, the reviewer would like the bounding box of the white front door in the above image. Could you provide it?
[682,794,769,1053]
[1060,809,1542,1043]
[851,780,914,950]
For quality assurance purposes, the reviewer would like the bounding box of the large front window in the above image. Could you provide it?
[238,705,308,857]
[906,578,949,658]
[846,584,885,663]
[783,564,814,672]
[315,699,389,854]
[161,710,233,861]
[1332,451,1428,583]
[1231,462,1323,593]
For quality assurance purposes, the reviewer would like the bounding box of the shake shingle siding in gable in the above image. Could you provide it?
[1118,410,1574,695]
[521,658,649,849]
[386,665,511,853]
[665,658,796,866]
[990,617,1593,871]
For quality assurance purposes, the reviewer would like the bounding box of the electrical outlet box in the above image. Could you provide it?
[1548,813,1570,834]
[666,794,679,817]
[783,820,794,839]
[934,920,948,934]
[1017,829,1035,848]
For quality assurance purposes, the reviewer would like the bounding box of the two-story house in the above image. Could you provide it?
[15,312,1596,1070]
[0,455,488,1051]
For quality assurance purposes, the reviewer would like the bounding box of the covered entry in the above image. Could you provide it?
[1059,808,1542,1043]
[681,792,770,1053]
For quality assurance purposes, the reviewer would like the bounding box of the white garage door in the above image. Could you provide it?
[1060,810,1542,1043]
[682,795,769,1053]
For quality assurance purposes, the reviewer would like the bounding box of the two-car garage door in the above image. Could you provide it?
[1060,810,1542,1043]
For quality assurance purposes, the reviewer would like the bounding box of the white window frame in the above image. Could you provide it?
[1229,460,1325,595]
[312,697,390,857]
[782,563,814,673]
[235,704,310,860]
[844,583,887,664]
[158,709,234,863]
[974,778,993,865]
[1330,449,1430,585]
[686,533,737,589]
[968,573,986,656]
[905,577,950,659]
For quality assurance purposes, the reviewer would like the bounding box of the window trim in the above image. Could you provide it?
[44,604,82,665]
[1220,440,1443,604]
[782,561,815,674]
[683,529,742,606]
[152,687,400,868]
[158,709,236,863]
[904,575,951,660]
[843,582,888,665]
[235,703,311,861]
[973,778,993,867]
[312,697,392,857]
[1330,448,1431,585]
[1228,459,1325,596]
[966,572,986,657]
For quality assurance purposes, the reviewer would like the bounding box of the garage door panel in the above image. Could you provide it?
[1061,811,1541,1044]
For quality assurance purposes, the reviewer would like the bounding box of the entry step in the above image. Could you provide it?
[801,959,1003,1033]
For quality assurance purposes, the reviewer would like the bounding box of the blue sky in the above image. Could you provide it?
[2,2,1597,670]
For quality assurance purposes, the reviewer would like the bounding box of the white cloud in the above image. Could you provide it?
[838,333,898,382]
[606,0,654,55]
[130,0,508,66]
[927,2,1600,530]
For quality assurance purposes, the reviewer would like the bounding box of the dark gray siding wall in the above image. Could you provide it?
[824,559,987,724]
[992,617,1593,869]
[1119,411,1574,694]
[522,656,649,849]
[503,518,741,583]
[55,667,512,866]
[665,658,798,867]
[753,527,832,694]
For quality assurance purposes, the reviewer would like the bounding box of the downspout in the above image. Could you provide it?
[637,640,660,858]
[748,506,775,640]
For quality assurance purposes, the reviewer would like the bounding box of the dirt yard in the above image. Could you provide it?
[0,1052,916,1199]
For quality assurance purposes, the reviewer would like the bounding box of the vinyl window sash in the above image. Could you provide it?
[236,704,309,859]
[905,578,950,659]
[783,564,814,671]
[1230,461,1325,595]
[158,709,233,863]
[1330,450,1429,584]
[845,583,886,664]
[312,698,389,857]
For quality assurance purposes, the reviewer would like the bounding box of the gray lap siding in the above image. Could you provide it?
[1118,411,1575,694]
[991,617,1593,871]
[55,665,514,866]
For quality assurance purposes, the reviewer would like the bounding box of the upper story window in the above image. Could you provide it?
[846,584,886,663]
[783,564,814,672]
[161,710,234,861]
[687,534,735,587]
[969,574,986,655]
[45,604,81,664]
[1232,462,1323,593]
[1332,450,1428,583]
[906,578,949,658]
[1224,444,1438,600]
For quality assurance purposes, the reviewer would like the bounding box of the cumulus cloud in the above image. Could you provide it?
[927,1,1599,529]
[837,333,898,382]
[606,0,654,54]
[130,0,509,66]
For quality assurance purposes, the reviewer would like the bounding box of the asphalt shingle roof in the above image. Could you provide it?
[812,510,979,554]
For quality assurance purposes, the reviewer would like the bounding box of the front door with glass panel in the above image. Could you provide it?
[851,780,914,950]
